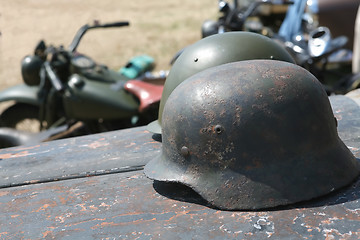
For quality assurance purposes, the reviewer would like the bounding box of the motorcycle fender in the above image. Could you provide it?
[0,84,40,106]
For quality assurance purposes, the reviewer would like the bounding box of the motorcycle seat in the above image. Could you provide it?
[124,80,163,112]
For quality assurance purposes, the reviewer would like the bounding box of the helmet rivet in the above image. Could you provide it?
[194,58,199,62]
[181,146,190,156]
[214,125,223,134]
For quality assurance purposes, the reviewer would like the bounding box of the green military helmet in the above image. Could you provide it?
[21,55,44,86]
[145,60,359,210]
[147,31,295,134]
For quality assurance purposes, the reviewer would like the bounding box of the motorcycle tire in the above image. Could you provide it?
[0,103,41,133]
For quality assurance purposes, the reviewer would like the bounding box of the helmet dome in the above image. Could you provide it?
[147,31,295,134]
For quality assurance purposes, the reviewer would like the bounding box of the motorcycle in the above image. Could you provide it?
[275,0,360,94]
[201,0,360,95]
[282,25,359,94]
[201,0,292,38]
[0,21,165,139]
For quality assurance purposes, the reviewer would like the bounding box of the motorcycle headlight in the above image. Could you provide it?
[21,55,43,86]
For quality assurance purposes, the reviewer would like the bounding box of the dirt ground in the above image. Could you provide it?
[0,0,217,90]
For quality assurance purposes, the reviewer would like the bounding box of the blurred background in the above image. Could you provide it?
[0,0,217,90]
[0,0,359,145]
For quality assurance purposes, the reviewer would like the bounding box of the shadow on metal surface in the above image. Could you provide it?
[153,171,360,212]
[151,133,162,142]
[290,173,360,209]
[153,181,210,207]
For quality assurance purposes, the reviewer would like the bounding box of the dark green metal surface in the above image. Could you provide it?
[0,84,40,106]
[148,31,295,134]
[63,75,139,119]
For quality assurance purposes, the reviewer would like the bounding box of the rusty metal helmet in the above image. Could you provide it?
[145,60,360,210]
[147,31,295,134]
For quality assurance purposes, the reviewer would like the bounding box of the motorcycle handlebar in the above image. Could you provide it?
[68,21,130,52]
[96,21,130,28]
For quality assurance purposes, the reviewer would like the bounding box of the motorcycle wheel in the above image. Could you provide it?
[0,103,41,133]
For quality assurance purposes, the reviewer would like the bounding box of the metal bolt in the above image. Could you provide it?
[181,146,189,156]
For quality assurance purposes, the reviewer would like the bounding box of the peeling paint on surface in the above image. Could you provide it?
[0,96,359,238]
[0,126,161,188]
[1,170,359,239]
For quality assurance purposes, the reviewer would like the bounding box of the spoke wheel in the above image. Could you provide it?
[0,103,41,133]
